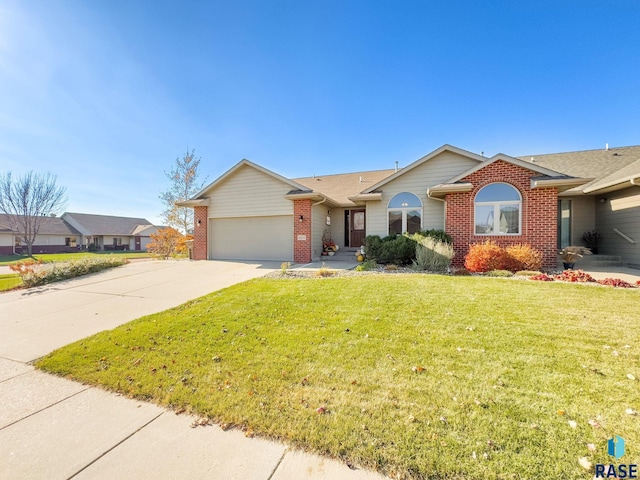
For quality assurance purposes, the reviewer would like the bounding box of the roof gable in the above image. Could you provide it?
[443,153,570,185]
[361,145,485,194]
[192,159,309,200]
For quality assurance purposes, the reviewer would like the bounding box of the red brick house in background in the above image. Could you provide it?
[179,144,640,270]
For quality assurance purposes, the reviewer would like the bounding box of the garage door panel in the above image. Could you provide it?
[209,216,293,261]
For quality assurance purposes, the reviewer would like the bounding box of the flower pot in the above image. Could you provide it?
[563,262,575,270]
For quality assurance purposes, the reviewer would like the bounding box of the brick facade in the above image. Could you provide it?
[293,199,312,264]
[193,206,208,260]
[446,160,558,270]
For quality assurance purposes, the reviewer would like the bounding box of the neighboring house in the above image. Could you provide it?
[179,144,640,269]
[0,212,159,254]
[0,214,82,255]
[61,213,158,251]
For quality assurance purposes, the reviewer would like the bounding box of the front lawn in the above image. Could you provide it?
[0,273,22,291]
[37,275,640,479]
[0,251,150,266]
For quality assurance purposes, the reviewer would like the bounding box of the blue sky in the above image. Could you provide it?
[1,0,639,225]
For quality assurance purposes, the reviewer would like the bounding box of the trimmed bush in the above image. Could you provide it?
[416,229,452,244]
[365,234,416,265]
[464,241,544,273]
[412,236,455,272]
[12,257,128,288]
[505,244,543,271]
[464,240,509,273]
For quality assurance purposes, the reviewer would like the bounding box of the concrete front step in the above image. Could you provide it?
[557,254,624,269]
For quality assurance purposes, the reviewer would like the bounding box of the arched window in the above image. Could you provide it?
[474,183,521,235]
[388,192,422,235]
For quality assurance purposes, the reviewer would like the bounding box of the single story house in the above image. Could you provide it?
[0,212,160,254]
[0,214,82,255]
[61,213,159,251]
[179,144,640,270]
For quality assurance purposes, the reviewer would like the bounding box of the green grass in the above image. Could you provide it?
[0,251,150,266]
[0,273,22,291]
[37,275,640,479]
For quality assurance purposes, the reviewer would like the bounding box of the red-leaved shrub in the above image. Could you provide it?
[464,241,543,273]
[530,273,554,282]
[464,240,509,273]
[504,244,543,271]
[597,278,635,288]
[554,269,595,283]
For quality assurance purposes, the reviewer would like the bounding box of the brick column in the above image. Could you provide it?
[293,199,312,264]
[193,206,208,260]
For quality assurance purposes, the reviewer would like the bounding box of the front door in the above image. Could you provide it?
[350,209,366,247]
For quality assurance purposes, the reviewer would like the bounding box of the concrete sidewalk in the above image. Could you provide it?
[0,260,388,480]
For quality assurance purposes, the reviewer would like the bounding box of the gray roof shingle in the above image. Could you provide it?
[0,214,81,235]
[63,212,155,235]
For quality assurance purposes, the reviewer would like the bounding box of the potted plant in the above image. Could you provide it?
[581,230,601,255]
[559,246,592,270]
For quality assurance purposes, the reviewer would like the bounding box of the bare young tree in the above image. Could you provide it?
[0,171,68,257]
[159,149,208,233]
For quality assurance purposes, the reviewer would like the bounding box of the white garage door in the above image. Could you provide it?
[209,216,293,261]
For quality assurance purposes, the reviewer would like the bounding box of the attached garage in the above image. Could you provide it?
[209,215,293,261]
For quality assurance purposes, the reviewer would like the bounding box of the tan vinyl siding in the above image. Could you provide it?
[312,204,330,259]
[596,187,640,267]
[207,165,294,218]
[565,195,596,245]
[366,151,478,236]
[0,233,13,246]
[32,235,67,246]
[332,209,347,249]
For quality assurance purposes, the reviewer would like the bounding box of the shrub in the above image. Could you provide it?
[416,229,452,244]
[316,263,335,277]
[13,257,128,288]
[147,228,186,259]
[597,278,635,288]
[464,241,544,273]
[485,270,513,277]
[464,240,509,273]
[364,235,384,261]
[412,236,454,272]
[365,234,416,265]
[530,273,554,282]
[554,269,595,283]
[355,259,377,272]
[504,244,543,271]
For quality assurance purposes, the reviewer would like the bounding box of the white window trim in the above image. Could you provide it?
[474,183,522,236]
[388,193,423,235]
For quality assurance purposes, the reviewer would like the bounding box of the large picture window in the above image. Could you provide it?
[388,192,422,235]
[474,183,521,235]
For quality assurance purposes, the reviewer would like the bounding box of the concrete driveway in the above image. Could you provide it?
[0,260,388,480]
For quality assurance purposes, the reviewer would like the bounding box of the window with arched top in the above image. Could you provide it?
[474,183,521,235]
[388,192,422,235]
